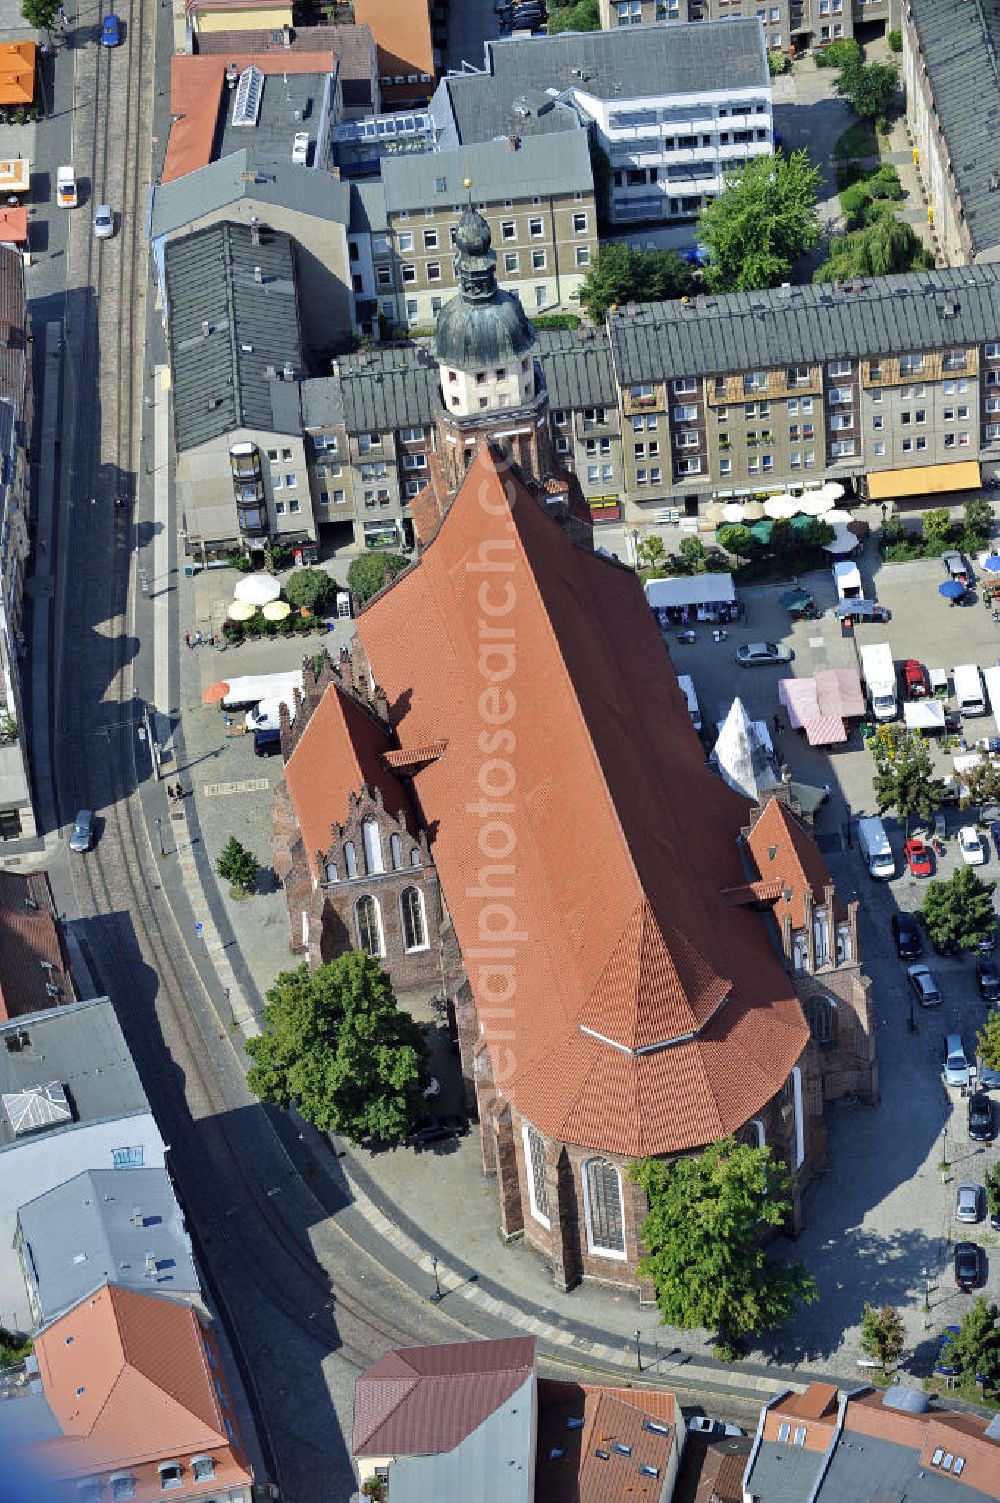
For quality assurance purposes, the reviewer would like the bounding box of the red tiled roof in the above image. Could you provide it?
[746,798,839,932]
[284,681,414,878]
[0,41,35,106]
[358,442,809,1157]
[0,870,74,1020]
[353,0,434,76]
[353,1337,535,1457]
[536,1380,678,1503]
[192,22,377,85]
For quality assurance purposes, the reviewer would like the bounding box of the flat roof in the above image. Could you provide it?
[381,131,593,214]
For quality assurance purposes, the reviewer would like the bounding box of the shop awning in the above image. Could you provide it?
[867,461,981,501]
[644,574,735,609]
[904,700,947,732]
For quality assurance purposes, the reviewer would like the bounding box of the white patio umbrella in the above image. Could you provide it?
[721,503,745,523]
[234,574,282,606]
[818,480,846,502]
[823,526,858,555]
[763,495,799,520]
[824,508,853,524]
[798,492,835,516]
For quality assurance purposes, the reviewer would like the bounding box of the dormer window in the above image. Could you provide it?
[158,1462,183,1492]
[110,1476,135,1502]
[190,1457,215,1483]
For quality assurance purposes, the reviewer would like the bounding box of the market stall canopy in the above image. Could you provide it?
[939,580,966,599]
[824,508,853,525]
[867,461,980,501]
[823,526,858,555]
[904,700,947,732]
[983,554,1000,575]
[721,503,745,523]
[816,481,845,503]
[798,492,835,516]
[834,598,883,619]
[644,574,735,610]
[234,574,282,606]
[815,667,865,719]
[228,599,257,621]
[742,500,765,520]
[781,588,814,611]
[202,681,231,704]
[764,496,799,519]
[262,599,291,621]
[778,676,848,745]
[0,42,35,106]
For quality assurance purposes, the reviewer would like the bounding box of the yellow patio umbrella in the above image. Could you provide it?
[262,599,291,621]
[228,599,256,621]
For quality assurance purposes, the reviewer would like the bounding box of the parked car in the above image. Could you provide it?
[957,1183,982,1223]
[907,963,941,1007]
[100,11,121,44]
[943,1032,971,1088]
[734,641,793,668]
[978,1053,1000,1090]
[904,838,934,877]
[954,1241,985,1290]
[891,912,923,959]
[959,825,987,865]
[93,204,113,239]
[291,131,310,165]
[977,956,1000,1002]
[253,727,282,757]
[934,1325,961,1377]
[687,1416,743,1438]
[902,658,927,699]
[934,811,948,841]
[68,809,93,853]
[405,1114,468,1147]
[978,923,998,954]
[56,165,77,208]
[968,1092,995,1141]
[943,549,970,584]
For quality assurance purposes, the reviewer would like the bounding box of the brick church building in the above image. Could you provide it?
[272,207,877,1295]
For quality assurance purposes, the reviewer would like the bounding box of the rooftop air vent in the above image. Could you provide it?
[23,896,38,912]
[253,266,263,283]
[201,320,211,337]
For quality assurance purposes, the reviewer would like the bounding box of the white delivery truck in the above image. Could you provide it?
[221,670,303,712]
[677,673,702,733]
[857,815,895,879]
[833,560,863,601]
[245,695,301,735]
[953,663,987,718]
[859,643,897,722]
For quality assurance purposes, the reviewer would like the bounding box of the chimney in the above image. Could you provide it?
[250,223,261,246]
[130,1208,145,1228]
[253,265,263,283]
[201,319,211,337]
[282,23,292,47]
[507,133,520,150]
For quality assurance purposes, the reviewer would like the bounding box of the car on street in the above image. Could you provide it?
[942,549,970,584]
[959,825,987,865]
[977,956,1000,1002]
[943,1032,971,1088]
[100,12,121,45]
[734,642,792,668]
[978,1053,1000,1090]
[891,912,923,959]
[907,963,941,1007]
[934,1325,962,1377]
[291,131,310,165]
[954,1241,985,1290]
[957,1183,982,1223]
[406,1114,468,1147]
[978,923,997,954]
[93,204,113,239]
[56,165,77,208]
[68,809,93,853]
[968,1092,995,1142]
[687,1416,743,1438]
[904,838,934,877]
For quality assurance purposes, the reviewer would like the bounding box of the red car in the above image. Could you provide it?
[904,838,934,877]
[902,658,927,699]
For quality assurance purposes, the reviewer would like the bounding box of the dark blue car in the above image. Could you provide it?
[101,12,121,45]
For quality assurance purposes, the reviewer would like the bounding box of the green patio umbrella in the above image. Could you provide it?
[780,587,813,611]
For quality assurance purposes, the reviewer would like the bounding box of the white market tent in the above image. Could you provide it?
[903,700,947,732]
[644,574,736,610]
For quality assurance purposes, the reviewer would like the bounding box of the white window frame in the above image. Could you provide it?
[355,895,384,957]
[400,885,429,953]
[582,1157,627,1259]
[522,1121,550,1227]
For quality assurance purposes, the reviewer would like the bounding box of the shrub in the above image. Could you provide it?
[768,49,789,76]
[888,28,902,52]
[222,620,243,643]
[815,37,860,69]
[532,313,582,330]
[226,550,253,573]
[836,160,866,192]
[285,567,332,613]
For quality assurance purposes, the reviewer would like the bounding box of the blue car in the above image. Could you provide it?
[101,12,121,45]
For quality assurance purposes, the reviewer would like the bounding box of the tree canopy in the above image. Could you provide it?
[284,567,333,612]
[949,1298,1000,1398]
[547,0,600,31]
[859,1304,904,1373]
[579,243,694,322]
[922,867,997,953]
[216,836,260,896]
[835,56,899,121]
[630,1139,818,1357]
[21,0,59,29]
[871,734,946,834]
[978,1011,1000,1073]
[246,954,427,1144]
[814,211,933,283]
[346,551,411,604]
[697,150,823,293]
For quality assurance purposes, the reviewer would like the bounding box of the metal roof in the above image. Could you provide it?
[815,1429,998,1503]
[17,1167,200,1325]
[909,0,1000,258]
[534,329,616,411]
[444,18,767,145]
[349,177,388,234]
[608,266,1000,384]
[381,131,593,215]
[744,1440,828,1503]
[340,348,441,431]
[150,147,351,240]
[165,220,304,452]
[387,1376,534,1503]
[0,998,151,1150]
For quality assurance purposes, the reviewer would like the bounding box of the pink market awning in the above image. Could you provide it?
[815,667,865,719]
[778,677,818,729]
[802,714,847,746]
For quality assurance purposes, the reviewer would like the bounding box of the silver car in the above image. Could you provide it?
[956,1183,981,1224]
[93,204,114,239]
[906,963,942,1007]
[734,641,793,668]
[68,809,93,853]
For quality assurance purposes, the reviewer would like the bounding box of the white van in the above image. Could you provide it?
[677,673,702,733]
[858,815,894,879]
[833,560,863,601]
[954,663,987,718]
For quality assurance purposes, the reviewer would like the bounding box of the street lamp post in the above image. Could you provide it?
[156,817,165,858]
[631,528,640,567]
[430,1255,442,1304]
[633,1329,642,1372]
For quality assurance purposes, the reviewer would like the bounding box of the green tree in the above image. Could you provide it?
[922,867,997,953]
[949,1298,1000,1397]
[698,150,823,293]
[859,1303,905,1373]
[922,507,954,554]
[963,496,994,551]
[837,58,899,121]
[216,836,260,896]
[20,0,59,28]
[959,760,1000,811]
[629,1140,818,1359]
[768,518,796,556]
[637,535,669,570]
[579,244,693,322]
[678,537,708,575]
[978,1012,1000,1074]
[814,213,933,282]
[284,567,332,613]
[797,518,835,549]
[814,38,860,69]
[548,0,600,31]
[872,733,946,834]
[717,523,756,565]
[888,28,902,52]
[245,954,427,1144]
[346,551,410,604]
[986,1162,1000,1223]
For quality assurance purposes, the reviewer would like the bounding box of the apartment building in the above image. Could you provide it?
[903,0,1000,268]
[541,329,626,524]
[599,0,895,52]
[606,268,1000,524]
[430,20,772,228]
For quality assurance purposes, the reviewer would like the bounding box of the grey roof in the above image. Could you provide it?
[165,220,304,452]
[0,998,150,1151]
[301,373,346,430]
[17,1167,200,1326]
[815,1427,999,1503]
[350,177,388,235]
[150,148,351,240]
[0,1390,61,1448]
[387,1374,535,1503]
[535,329,616,411]
[744,1439,828,1503]
[436,286,535,370]
[608,266,1000,384]
[444,18,767,144]
[381,130,593,215]
[909,0,1000,258]
[306,348,441,433]
[216,64,334,171]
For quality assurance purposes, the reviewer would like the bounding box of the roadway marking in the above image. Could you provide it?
[203,779,271,797]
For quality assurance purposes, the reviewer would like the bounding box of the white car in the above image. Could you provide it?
[93,204,113,239]
[959,825,987,865]
[291,131,310,165]
[687,1416,743,1438]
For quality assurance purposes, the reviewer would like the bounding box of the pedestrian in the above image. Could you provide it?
[184,631,191,649]
[194,630,203,647]
[773,713,782,735]
[823,783,832,799]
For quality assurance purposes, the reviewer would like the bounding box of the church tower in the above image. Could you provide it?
[432,201,558,495]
